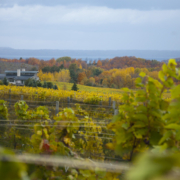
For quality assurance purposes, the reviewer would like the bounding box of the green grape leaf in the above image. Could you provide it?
[165,124,180,130]
[139,72,146,77]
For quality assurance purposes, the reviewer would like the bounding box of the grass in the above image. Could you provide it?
[55,81,171,99]
[55,81,127,94]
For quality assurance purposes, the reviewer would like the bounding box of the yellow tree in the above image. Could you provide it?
[97,60,102,67]
[37,70,44,81]
[57,69,71,82]
[89,77,95,86]
[79,64,82,69]
[54,72,59,82]
[78,72,87,83]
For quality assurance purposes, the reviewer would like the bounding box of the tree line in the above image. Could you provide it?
[0,56,172,89]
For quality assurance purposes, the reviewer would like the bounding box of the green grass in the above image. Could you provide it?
[55,81,126,94]
[55,81,171,98]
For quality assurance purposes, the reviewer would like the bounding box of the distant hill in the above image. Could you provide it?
[0,47,180,61]
[0,61,38,74]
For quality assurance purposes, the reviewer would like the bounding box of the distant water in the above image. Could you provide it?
[0,55,170,61]
[1,48,180,61]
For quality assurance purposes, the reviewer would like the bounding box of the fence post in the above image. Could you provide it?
[21,95,24,100]
[109,97,111,107]
[56,101,59,115]
[67,97,70,108]
[114,109,119,115]
[112,101,116,110]
[35,92,38,101]
[100,96,102,106]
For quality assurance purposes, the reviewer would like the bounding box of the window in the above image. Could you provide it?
[22,73,35,76]
[6,73,17,76]
[8,78,14,82]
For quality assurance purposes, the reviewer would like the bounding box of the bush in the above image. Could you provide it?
[32,80,37,87]
[3,77,9,86]
[47,82,53,89]
[53,84,58,90]
[25,79,31,86]
[43,81,47,88]
[36,81,42,87]
[110,83,117,88]
[27,79,33,87]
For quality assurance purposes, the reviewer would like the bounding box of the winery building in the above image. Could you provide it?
[0,69,39,85]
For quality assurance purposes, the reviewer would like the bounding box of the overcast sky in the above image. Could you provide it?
[0,0,180,50]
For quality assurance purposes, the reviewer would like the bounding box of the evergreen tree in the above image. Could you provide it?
[3,77,9,86]
[27,79,33,87]
[32,80,37,87]
[25,79,31,86]
[47,82,53,89]
[43,81,47,88]
[37,81,42,87]
[71,82,79,91]
[53,84,58,90]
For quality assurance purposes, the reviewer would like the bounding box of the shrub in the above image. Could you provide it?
[43,81,47,88]
[47,82,53,89]
[3,77,8,86]
[53,84,58,90]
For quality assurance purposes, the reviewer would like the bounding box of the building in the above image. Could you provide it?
[0,69,39,85]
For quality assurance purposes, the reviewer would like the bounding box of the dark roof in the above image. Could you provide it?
[5,71,38,73]
[14,76,32,80]
[6,76,16,78]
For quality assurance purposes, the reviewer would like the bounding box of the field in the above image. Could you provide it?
[55,81,127,94]
[55,81,171,99]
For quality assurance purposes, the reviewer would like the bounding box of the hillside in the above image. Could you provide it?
[0,61,38,74]
[55,81,126,94]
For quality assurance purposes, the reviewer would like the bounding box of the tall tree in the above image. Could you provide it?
[3,77,9,86]
[56,56,71,63]
[71,82,79,91]
[97,60,102,67]
[69,63,80,83]
[77,72,87,83]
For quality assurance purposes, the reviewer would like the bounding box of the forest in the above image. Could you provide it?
[0,56,168,89]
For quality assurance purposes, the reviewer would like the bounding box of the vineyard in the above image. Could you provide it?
[1,59,180,179]
[0,84,124,105]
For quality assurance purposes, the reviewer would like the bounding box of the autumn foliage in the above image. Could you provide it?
[0,56,168,89]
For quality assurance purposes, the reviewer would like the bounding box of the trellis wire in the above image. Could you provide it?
[7,127,114,136]
[0,124,107,128]
[0,120,110,124]
[78,131,115,136]
[74,134,113,140]
[2,127,114,139]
